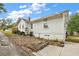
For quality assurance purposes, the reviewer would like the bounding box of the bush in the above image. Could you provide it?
[0,30,12,36]
[12,25,17,34]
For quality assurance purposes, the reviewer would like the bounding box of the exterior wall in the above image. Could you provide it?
[32,17,66,41]
[17,20,31,35]
[18,20,27,33]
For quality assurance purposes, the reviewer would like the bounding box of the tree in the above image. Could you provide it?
[1,18,7,31]
[0,3,7,13]
[0,18,13,30]
[0,3,7,30]
[67,13,79,35]
[5,18,13,28]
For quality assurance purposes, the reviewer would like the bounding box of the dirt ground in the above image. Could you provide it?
[7,34,64,56]
[8,34,48,56]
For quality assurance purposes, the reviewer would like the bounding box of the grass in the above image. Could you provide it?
[0,30,12,36]
[66,36,79,43]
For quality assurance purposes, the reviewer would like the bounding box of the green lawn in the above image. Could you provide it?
[66,36,79,43]
[0,30,12,36]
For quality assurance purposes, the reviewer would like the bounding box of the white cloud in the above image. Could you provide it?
[7,9,32,19]
[30,3,46,12]
[30,3,49,14]
[29,3,47,14]
[31,3,46,11]
[76,10,79,13]
[7,14,24,19]
[7,3,49,19]
[55,12,58,14]
[69,11,72,15]
[19,5,27,9]
[36,11,42,14]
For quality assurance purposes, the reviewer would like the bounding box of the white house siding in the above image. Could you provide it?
[32,17,66,41]
[18,20,27,33]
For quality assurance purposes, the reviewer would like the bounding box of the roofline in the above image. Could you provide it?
[16,18,29,25]
[30,10,69,23]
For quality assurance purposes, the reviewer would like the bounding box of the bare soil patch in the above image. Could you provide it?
[8,34,48,56]
[7,34,64,56]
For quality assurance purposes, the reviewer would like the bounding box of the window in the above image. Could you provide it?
[44,22,48,28]
[19,24,21,29]
[25,27,28,31]
[31,24,33,29]
[43,18,48,28]
[22,25,24,29]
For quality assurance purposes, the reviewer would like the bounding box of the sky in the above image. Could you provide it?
[0,3,79,21]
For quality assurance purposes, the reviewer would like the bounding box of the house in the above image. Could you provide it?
[30,10,69,41]
[17,18,31,35]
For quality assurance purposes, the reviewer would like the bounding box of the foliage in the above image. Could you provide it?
[0,3,7,30]
[0,19,7,30]
[5,18,13,29]
[0,3,7,13]
[0,18,13,30]
[0,30,12,36]
[12,24,18,34]
[67,13,79,35]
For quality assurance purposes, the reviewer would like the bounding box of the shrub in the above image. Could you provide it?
[0,30,12,36]
[12,25,17,34]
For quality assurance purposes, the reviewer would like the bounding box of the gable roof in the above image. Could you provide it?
[30,10,69,24]
[16,17,30,25]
